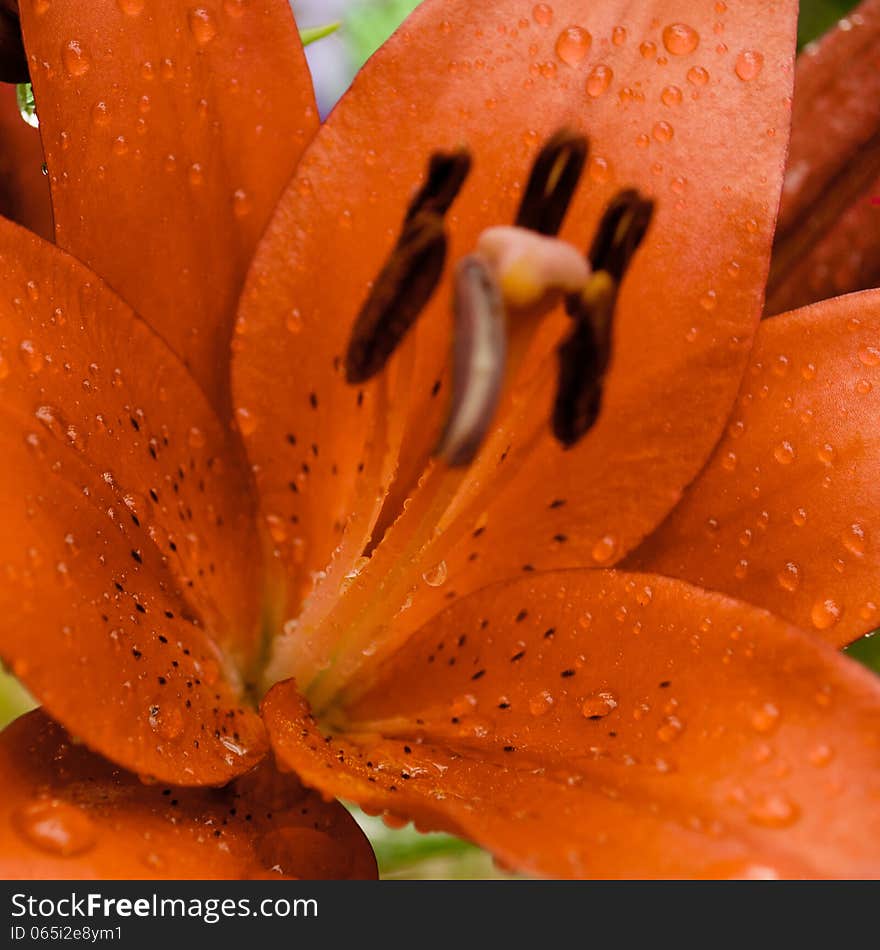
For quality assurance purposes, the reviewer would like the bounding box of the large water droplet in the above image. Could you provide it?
[581,691,618,719]
[662,23,700,55]
[62,40,92,78]
[188,7,218,46]
[810,598,842,630]
[842,522,867,557]
[14,799,97,856]
[773,441,796,465]
[555,26,591,66]
[734,49,764,81]
[591,535,617,564]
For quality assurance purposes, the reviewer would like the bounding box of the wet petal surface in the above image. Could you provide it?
[629,291,880,648]
[1,710,376,879]
[265,570,880,879]
[0,218,265,784]
[19,0,318,412]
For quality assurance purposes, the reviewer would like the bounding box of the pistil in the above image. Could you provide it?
[268,133,653,719]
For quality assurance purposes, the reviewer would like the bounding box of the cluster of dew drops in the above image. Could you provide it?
[30,1,260,220]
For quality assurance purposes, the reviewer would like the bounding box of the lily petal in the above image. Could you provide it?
[0,83,52,239]
[0,710,376,880]
[627,290,880,648]
[234,0,798,610]
[264,571,880,879]
[767,0,880,315]
[18,0,318,413]
[0,217,267,784]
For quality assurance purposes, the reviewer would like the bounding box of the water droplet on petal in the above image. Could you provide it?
[585,64,613,97]
[555,26,591,65]
[747,793,800,829]
[661,84,683,106]
[19,340,43,374]
[810,598,842,630]
[776,562,801,592]
[14,799,97,856]
[422,561,448,587]
[663,23,699,55]
[286,308,303,334]
[751,702,780,734]
[652,121,674,143]
[62,40,92,78]
[529,690,555,717]
[116,0,145,14]
[773,441,796,465]
[858,345,880,366]
[686,65,710,85]
[532,4,554,26]
[581,691,618,719]
[734,49,764,81]
[840,522,866,557]
[188,7,218,45]
[656,715,684,742]
[591,535,618,564]
[808,744,834,767]
[817,443,836,465]
[232,188,252,218]
[235,407,258,436]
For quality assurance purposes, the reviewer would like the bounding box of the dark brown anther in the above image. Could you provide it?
[553,190,654,447]
[553,291,611,448]
[588,189,654,282]
[345,150,472,384]
[436,255,507,467]
[405,149,472,222]
[515,128,588,237]
[344,210,447,384]
[0,1,28,84]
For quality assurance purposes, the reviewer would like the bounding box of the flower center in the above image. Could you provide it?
[264,132,653,719]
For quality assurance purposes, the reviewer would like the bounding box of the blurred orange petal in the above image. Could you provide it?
[1,710,376,880]
[768,0,880,313]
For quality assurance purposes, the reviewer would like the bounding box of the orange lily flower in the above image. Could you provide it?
[1,0,879,880]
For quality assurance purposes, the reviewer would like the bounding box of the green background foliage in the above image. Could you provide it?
[0,0,868,880]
